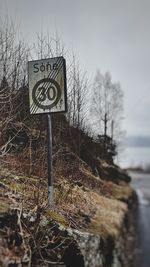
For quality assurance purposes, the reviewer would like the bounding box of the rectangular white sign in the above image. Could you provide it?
[28,56,67,114]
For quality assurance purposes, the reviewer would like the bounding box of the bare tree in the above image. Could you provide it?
[0,17,29,155]
[33,32,66,60]
[90,70,124,150]
[67,55,88,130]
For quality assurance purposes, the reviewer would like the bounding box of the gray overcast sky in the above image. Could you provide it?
[1,0,150,137]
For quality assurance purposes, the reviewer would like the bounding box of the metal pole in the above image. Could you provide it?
[47,113,54,207]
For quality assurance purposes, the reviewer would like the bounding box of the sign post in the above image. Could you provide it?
[28,56,67,207]
[47,113,53,206]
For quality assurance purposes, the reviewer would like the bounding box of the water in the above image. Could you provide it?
[118,147,150,168]
[130,172,150,267]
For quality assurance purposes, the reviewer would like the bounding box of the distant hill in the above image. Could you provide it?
[125,136,150,147]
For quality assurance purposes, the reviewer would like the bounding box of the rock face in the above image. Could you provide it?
[62,194,135,267]
[62,229,103,267]
[0,203,136,267]
[60,211,135,267]
[61,191,136,267]
[50,197,135,267]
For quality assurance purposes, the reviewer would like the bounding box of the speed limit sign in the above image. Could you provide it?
[28,56,67,114]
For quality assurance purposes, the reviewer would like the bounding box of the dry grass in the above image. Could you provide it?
[0,164,131,240]
[88,191,127,239]
[0,147,133,241]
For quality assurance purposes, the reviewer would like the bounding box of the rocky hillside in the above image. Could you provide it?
[0,138,136,267]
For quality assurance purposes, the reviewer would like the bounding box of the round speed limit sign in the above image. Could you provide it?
[32,78,61,111]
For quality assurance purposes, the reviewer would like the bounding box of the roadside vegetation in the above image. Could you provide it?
[0,18,133,266]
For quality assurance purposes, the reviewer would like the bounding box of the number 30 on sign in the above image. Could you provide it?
[28,57,67,114]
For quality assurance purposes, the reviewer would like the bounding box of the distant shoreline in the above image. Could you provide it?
[126,167,150,175]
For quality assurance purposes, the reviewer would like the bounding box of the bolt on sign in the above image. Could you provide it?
[28,56,67,114]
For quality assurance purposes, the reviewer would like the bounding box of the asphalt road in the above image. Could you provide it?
[130,172,150,267]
